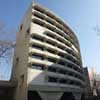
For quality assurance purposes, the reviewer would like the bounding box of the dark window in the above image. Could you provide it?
[20,24,23,31]
[46,12,54,19]
[15,57,19,67]
[65,42,71,47]
[48,77,58,82]
[20,75,24,85]
[32,35,44,42]
[45,32,54,38]
[46,18,54,25]
[67,56,79,66]
[75,82,81,87]
[47,57,57,63]
[59,69,66,74]
[55,29,63,37]
[46,48,56,54]
[34,12,44,20]
[16,57,19,63]
[34,6,44,13]
[58,60,65,66]
[27,28,30,33]
[56,24,62,30]
[32,44,44,50]
[32,63,44,70]
[67,64,73,68]
[57,38,63,43]
[28,91,42,100]
[75,61,80,66]
[19,74,24,88]
[66,49,76,58]
[48,67,56,72]
[55,19,62,25]
[58,52,64,57]
[45,40,55,46]
[68,72,73,76]
[74,74,78,78]
[59,79,67,84]
[46,24,55,31]
[57,45,65,50]
[70,81,74,85]
[32,18,44,26]
[32,53,44,60]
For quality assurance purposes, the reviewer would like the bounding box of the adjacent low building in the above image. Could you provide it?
[83,67,92,99]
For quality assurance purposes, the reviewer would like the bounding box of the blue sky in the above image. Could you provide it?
[0,0,100,80]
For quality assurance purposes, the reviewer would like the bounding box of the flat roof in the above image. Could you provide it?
[0,80,17,89]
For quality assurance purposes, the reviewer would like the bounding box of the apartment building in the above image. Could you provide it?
[12,3,85,100]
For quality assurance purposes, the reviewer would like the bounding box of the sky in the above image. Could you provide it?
[0,0,100,80]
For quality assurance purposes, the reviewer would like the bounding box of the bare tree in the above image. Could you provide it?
[0,21,16,80]
[90,68,100,96]
[93,25,100,37]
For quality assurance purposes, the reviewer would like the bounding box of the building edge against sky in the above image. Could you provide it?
[12,2,85,100]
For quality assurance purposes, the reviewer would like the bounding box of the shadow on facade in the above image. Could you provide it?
[28,91,42,100]
[81,93,85,100]
[0,88,15,100]
[60,92,75,100]
[27,62,82,100]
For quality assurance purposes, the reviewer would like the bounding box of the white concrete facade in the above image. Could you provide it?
[12,3,85,100]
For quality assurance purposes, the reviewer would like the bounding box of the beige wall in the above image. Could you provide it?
[12,4,32,100]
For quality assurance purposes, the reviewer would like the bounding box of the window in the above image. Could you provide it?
[45,24,55,31]
[75,82,81,87]
[27,28,30,33]
[56,23,62,30]
[34,6,44,13]
[66,49,75,58]
[34,12,44,20]
[57,45,65,50]
[57,38,63,43]
[45,40,55,46]
[32,18,44,26]
[44,32,54,38]
[58,69,66,74]
[59,79,67,84]
[58,52,64,58]
[45,17,54,25]
[20,75,24,84]
[67,64,73,68]
[46,12,54,19]
[32,63,44,70]
[15,57,19,67]
[48,77,58,83]
[47,57,57,63]
[67,56,72,61]
[55,29,63,37]
[58,60,65,66]
[19,74,24,88]
[31,53,44,60]
[32,44,44,50]
[68,72,73,76]
[65,42,71,47]
[46,48,56,54]
[48,67,56,72]
[32,35,44,42]
[20,24,23,31]
[69,81,74,85]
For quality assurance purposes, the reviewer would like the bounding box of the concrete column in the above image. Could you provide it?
[73,93,81,100]
[38,91,63,100]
